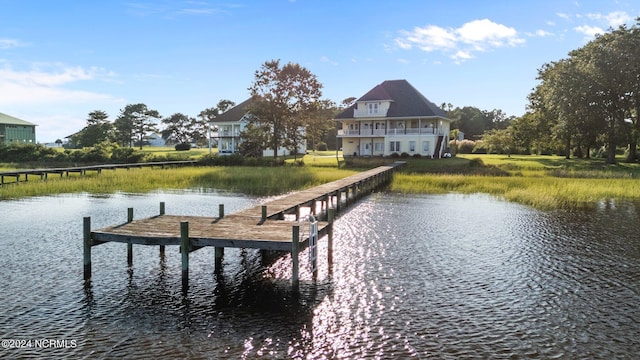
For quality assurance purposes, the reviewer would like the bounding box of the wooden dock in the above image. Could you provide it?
[84,162,405,293]
[0,160,196,186]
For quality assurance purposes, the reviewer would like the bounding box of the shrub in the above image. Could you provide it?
[315,142,328,151]
[457,139,476,154]
[175,143,191,151]
[112,146,146,163]
[412,153,422,158]
[400,152,410,158]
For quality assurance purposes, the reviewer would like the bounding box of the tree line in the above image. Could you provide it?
[68,60,342,157]
[471,19,640,163]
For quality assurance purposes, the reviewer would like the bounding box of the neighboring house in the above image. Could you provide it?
[335,79,451,158]
[211,98,307,156]
[0,112,37,145]
[146,133,166,147]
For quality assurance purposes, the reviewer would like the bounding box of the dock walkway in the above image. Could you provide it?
[84,162,404,292]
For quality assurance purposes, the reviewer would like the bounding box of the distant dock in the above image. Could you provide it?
[0,160,196,186]
[84,162,405,293]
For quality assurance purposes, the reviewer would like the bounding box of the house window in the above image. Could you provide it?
[389,141,400,152]
[374,142,384,152]
[423,141,430,153]
[409,141,416,152]
[368,103,378,114]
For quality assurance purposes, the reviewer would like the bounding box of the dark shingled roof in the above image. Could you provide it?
[210,98,253,123]
[335,79,447,119]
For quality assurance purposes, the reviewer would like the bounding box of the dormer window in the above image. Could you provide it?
[368,103,379,115]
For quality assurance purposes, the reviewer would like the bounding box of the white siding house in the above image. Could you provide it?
[336,80,451,158]
[211,98,306,156]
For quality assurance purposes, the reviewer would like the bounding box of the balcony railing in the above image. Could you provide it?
[219,131,241,137]
[338,128,442,136]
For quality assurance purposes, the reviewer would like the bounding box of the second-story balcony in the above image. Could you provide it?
[338,127,443,137]
[219,130,241,137]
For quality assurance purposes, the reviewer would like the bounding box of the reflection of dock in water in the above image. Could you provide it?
[83,162,405,293]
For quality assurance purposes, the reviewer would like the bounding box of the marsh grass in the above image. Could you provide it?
[4,152,640,209]
[0,166,357,200]
[392,154,640,209]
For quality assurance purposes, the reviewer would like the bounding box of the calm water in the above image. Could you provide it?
[1,190,639,359]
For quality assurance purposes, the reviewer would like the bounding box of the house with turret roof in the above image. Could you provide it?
[335,80,451,158]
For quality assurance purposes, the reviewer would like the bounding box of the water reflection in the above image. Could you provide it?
[1,191,639,358]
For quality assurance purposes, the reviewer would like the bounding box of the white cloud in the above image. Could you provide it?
[396,25,457,52]
[397,58,410,64]
[574,24,604,38]
[320,55,338,66]
[0,38,25,49]
[456,19,524,49]
[0,63,120,105]
[527,29,554,37]
[394,19,524,63]
[587,11,631,28]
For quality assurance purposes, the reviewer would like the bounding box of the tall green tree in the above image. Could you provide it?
[73,110,113,147]
[115,103,161,149]
[161,113,195,145]
[247,59,323,161]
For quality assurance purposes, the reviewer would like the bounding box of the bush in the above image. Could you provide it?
[112,146,146,163]
[175,143,191,151]
[315,142,328,151]
[412,153,422,158]
[472,140,488,154]
[456,139,476,154]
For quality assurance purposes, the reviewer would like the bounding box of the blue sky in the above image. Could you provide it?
[0,0,637,142]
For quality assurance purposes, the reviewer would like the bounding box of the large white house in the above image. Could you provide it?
[335,79,451,158]
[211,98,306,156]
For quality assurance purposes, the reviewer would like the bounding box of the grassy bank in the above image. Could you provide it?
[3,150,640,210]
[391,154,640,210]
[0,165,357,200]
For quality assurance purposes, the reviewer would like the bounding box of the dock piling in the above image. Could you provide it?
[159,202,165,255]
[127,208,133,266]
[83,217,91,281]
[327,208,335,270]
[181,221,189,293]
[292,224,300,293]
[215,203,225,272]
[261,205,267,221]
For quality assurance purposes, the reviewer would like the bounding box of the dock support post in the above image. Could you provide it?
[262,205,267,221]
[292,224,300,294]
[127,208,133,266]
[324,194,330,217]
[295,205,300,221]
[215,203,225,273]
[83,217,92,281]
[181,221,189,293]
[327,208,335,271]
[159,202,166,256]
[215,247,224,273]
